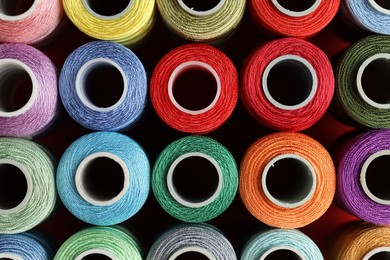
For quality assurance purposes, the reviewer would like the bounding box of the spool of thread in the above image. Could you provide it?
[147,223,236,260]
[150,44,238,134]
[249,0,340,38]
[152,136,238,222]
[156,0,245,43]
[56,131,150,226]
[329,222,390,259]
[241,37,334,131]
[241,229,323,260]
[0,231,55,259]
[0,0,63,44]
[54,226,142,260]
[62,0,155,45]
[337,129,390,225]
[59,41,147,131]
[336,35,390,128]
[239,132,336,229]
[340,0,390,35]
[0,43,58,138]
[0,138,56,234]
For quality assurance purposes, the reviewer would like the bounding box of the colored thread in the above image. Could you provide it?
[336,35,390,128]
[340,0,390,35]
[156,0,245,43]
[0,231,55,259]
[249,0,340,38]
[0,138,56,234]
[239,132,336,229]
[62,0,155,46]
[241,229,323,260]
[0,0,63,44]
[152,136,238,222]
[337,130,390,225]
[150,44,238,134]
[54,226,142,260]
[57,132,150,226]
[147,223,236,260]
[0,43,58,138]
[329,222,390,259]
[59,41,147,131]
[241,37,334,131]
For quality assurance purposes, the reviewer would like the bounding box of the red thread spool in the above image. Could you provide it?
[150,44,238,134]
[241,38,334,131]
[249,0,340,38]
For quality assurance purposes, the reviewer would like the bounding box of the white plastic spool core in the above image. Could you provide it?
[75,152,130,207]
[167,152,223,208]
[262,154,316,208]
[169,246,215,260]
[271,0,321,17]
[0,0,39,21]
[0,159,33,214]
[168,61,221,115]
[0,252,24,260]
[368,0,390,15]
[363,247,390,260]
[75,249,118,260]
[82,0,134,20]
[0,59,38,118]
[262,55,318,111]
[360,150,390,205]
[260,246,306,260]
[177,0,225,16]
[76,58,128,113]
[356,53,390,109]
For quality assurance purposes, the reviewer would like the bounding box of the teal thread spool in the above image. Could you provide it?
[152,136,238,222]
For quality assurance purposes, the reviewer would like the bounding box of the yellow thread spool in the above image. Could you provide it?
[62,0,155,45]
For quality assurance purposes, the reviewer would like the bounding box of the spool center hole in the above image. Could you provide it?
[180,0,222,12]
[175,251,210,260]
[81,157,125,202]
[264,249,302,260]
[365,155,390,201]
[0,0,35,16]
[172,156,219,204]
[361,58,390,105]
[368,251,390,260]
[266,59,313,107]
[372,0,390,10]
[265,158,314,205]
[82,254,112,260]
[81,63,124,109]
[0,163,28,211]
[173,67,217,111]
[275,0,318,12]
[85,0,131,17]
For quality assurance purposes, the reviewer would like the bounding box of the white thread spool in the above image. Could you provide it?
[176,0,225,16]
[169,246,215,260]
[81,0,134,20]
[270,0,322,17]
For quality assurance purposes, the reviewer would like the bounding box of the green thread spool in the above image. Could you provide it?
[336,35,390,128]
[152,136,238,222]
[0,138,56,234]
[54,226,142,260]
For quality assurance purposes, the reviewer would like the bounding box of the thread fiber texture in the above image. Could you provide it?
[249,0,340,38]
[63,0,155,45]
[0,43,58,137]
[0,232,55,259]
[241,38,334,131]
[59,41,147,131]
[336,35,390,128]
[157,0,245,43]
[152,136,238,222]
[239,132,336,228]
[150,44,238,134]
[147,223,236,260]
[54,226,142,260]
[56,132,150,225]
[0,138,56,234]
[241,229,323,259]
[0,0,63,44]
[338,130,390,225]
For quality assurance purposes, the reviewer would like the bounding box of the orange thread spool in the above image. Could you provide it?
[239,132,336,228]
